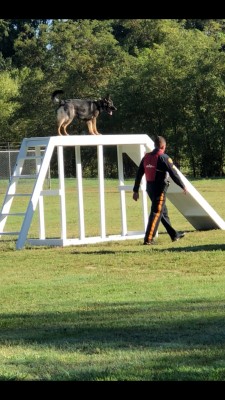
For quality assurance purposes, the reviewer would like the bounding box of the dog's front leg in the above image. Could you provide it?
[86,120,96,135]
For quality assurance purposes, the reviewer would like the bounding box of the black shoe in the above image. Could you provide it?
[143,240,155,245]
[172,231,185,242]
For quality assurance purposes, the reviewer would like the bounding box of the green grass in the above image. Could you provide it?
[1,178,225,381]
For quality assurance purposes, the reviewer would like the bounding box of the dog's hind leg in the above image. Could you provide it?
[57,121,63,136]
[86,120,96,135]
[57,118,69,135]
[57,107,68,135]
[62,104,75,135]
[62,120,73,135]
[57,104,74,135]
[92,117,101,135]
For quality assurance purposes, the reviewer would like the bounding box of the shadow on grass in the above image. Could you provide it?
[70,243,225,255]
[1,298,225,348]
[164,244,225,252]
[1,299,225,381]
[71,249,141,255]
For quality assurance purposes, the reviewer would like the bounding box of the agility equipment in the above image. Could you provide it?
[0,134,224,250]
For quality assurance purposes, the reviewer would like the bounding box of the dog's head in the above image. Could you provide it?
[99,94,117,115]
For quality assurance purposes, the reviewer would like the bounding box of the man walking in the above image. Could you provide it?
[133,135,187,245]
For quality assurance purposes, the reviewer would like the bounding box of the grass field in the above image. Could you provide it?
[1,177,225,381]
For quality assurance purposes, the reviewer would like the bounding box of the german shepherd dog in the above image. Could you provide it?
[51,90,117,136]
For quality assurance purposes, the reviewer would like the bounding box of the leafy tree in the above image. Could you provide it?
[0,69,19,141]
[0,19,48,66]
[11,19,130,140]
[1,18,225,177]
[111,19,225,176]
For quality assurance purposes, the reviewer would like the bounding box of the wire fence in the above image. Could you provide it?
[0,150,20,179]
[0,145,51,190]
[0,143,21,179]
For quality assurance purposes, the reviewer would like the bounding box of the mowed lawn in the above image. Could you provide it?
[1,177,225,381]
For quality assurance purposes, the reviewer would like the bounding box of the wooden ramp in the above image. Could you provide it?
[167,172,225,230]
[0,134,224,250]
[144,137,225,230]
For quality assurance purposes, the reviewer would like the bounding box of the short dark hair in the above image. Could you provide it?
[154,135,166,149]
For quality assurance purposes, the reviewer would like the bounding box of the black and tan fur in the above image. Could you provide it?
[51,90,117,136]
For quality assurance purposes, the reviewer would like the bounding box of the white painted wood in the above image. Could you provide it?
[97,145,106,238]
[28,134,155,147]
[117,145,127,236]
[0,139,32,235]
[27,232,146,247]
[75,146,85,240]
[35,146,45,239]
[16,140,54,249]
[167,169,225,230]
[139,144,149,230]
[57,146,67,240]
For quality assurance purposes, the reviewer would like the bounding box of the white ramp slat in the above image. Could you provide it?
[57,145,67,241]
[75,146,85,240]
[167,169,225,230]
[98,145,106,239]
[0,140,28,235]
[16,140,54,249]
[35,145,45,240]
[117,145,128,236]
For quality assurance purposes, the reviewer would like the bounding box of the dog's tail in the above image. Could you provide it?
[51,90,64,103]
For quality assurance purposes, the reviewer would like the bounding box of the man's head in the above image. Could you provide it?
[154,135,166,150]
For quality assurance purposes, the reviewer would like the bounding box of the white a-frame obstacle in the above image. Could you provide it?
[0,134,225,250]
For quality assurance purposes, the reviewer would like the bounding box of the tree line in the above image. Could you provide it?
[1,18,225,177]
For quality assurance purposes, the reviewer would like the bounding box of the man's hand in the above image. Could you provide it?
[183,187,188,194]
[133,192,139,201]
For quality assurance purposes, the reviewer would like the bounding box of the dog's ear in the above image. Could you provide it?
[105,94,110,100]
